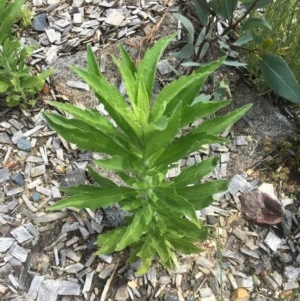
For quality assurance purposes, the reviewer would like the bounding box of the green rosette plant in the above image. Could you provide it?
[43,34,251,274]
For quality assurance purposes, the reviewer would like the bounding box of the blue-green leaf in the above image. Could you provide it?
[223,60,247,67]
[233,33,253,46]
[173,44,195,59]
[242,17,271,31]
[209,0,238,19]
[259,54,300,103]
[173,13,195,44]
[193,0,210,26]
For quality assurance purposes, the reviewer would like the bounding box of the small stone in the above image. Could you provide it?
[31,165,46,177]
[0,168,10,184]
[31,192,41,202]
[235,276,253,289]
[11,131,23,144]
[206,215,218,225]
[98,264,115,279]
[157,59,173,75]
[73,13,83,24]
[66,80,89,91]
[61,169,86,187]
[32,13,48,32]
[11,226,33,243]
[163,293,178,301]
[235,136,248,146]
[280,209,293,237]
[64,263,84,274]
[264,231,281,252]
[196,256,215,268]
[280,253,293,263]
[115,285,129,301]
[232,288,250,301]
[199,287,213,298]
[11,173,25,186]
[0,238,15,252]
[211,143,229,152]
[10,244,28,262]
[33,0,43,5]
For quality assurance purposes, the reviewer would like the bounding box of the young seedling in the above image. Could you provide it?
[44,34,251,274]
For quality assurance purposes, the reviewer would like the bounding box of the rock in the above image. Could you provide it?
[240,189,284,224]
[0,238,15,252]
[206,215,218,225]
[234,136,248,146]
[232,288,250,301]
[199,287,213,298]
[196,256,215,268]
[0,168,10,184]
[64,263,85,274]
[115,285,129,301]
[10,226,33,243]
[31,191,41,202]
[32,13,48,32]
[11,173,25,186]
[31,165,46,177]
[264,231,281,252]
[280,209,293,237]
[17,138,32,151]
[104,205,126,228]
[60,169,86,187]
[228,174,252,195]
[164,292,179,301]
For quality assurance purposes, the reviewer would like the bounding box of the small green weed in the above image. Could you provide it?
[18,5,33,28]
[0,0,53,107]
